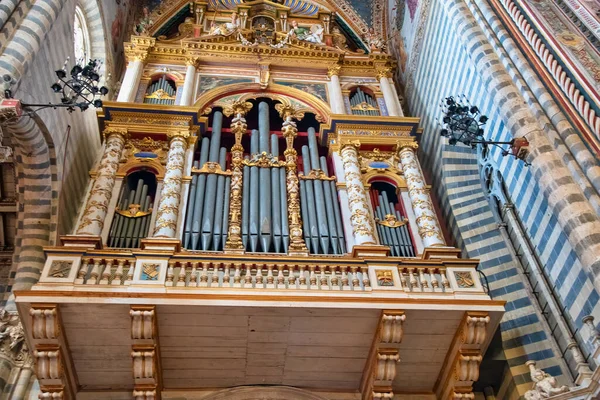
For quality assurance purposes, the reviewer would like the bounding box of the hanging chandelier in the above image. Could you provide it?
[4,57,108,113]
[440,96,529,163]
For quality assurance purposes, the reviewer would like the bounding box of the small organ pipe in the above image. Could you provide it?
[319,156,340,254]
[302,145,319,252]
[381,193,401,256]
[321,157,346,254]
[212,147,227,250]
[124,179,145,248]
[201,112,223,249]
[183,161,199,248]
[249,129,260,252]
[299,178,311,251]
[191,137,210,249]
[222,175,231,249]
[118,188,136,247]
[271,134,282,253]
[131,182,149,248]
[109,196,127,247]
[280,167,289,251]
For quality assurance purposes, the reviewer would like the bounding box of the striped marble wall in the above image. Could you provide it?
[406,0,600,392]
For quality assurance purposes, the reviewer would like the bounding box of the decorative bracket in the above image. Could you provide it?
[130,306,160,399]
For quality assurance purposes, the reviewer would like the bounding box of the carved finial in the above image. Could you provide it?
[222,100,253,118]
[275,103,305,121]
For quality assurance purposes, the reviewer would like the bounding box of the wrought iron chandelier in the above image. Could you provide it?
[5,57,108,113]
[440,96,529,163]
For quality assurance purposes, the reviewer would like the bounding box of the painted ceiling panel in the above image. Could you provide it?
[344,0,372,26]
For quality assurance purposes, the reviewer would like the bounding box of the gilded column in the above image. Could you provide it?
[223,101,253,252]
[277,104,308,254]
[376,66,403,117]
[340,142,377,245]
[153,132,189,238]
[76,127,127,236]
[398,143,445,247]
[327,65,346,114]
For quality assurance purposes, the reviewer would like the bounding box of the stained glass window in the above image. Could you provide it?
[73,6,90,64]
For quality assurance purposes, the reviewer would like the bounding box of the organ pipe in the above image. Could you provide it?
[108,177,154,248]
[144,75,177,105]
[372,188,415,257]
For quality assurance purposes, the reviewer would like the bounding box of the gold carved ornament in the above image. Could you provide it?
[376,214,408,228]
[351,102,378,112]
[192,162,233,176]
[145,89,176,100]
[299,169,335,181]
[115,203,153,218]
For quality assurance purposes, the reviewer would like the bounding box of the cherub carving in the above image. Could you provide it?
[524,361,570,400]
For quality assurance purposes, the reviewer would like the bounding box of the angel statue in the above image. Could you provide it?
[287,20,324,44]
[208,12,240,37]
[364,27,386,52]
[524,361,570,400]
[133,7,153,36]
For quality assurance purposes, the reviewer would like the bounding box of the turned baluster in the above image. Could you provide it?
[361,266,371,288]
[233,263,242,287]
[99,259,113,285]
[87,259,102,285]
[190,262,199,287]
[430,269,439,292]
[211,263,220,285]
[399,268,408,289]
[112,259,126,286]
[176,262,188,287]
[351,266,360,288]
[440,268,451,290]
[125,261,134,284]
[75,258,91,284]
[409,268,418,291]
[222,263,231,286]
[319,265,328,290]
[256,264,264,287]
[418,268,427,291]
[166,261,175,286]
[277,265,285,288]
[298,265,307,288]
[288,265,297,289]
[243,263,253,287]
[199,262,209,287]
[341,266,350,290]
[266,264,275,288]
[309,265,317,289]
[331,266,340,290]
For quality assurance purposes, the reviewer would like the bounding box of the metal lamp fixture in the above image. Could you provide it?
[440,96,529,163]
[4,57,109,113]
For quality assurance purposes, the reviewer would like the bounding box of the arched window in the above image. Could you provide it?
[74,6,91,63]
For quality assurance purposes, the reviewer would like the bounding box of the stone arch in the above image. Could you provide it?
[199,386,330,400]
[195,82,332,123]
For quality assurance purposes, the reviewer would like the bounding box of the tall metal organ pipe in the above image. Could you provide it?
[372,188,415,257]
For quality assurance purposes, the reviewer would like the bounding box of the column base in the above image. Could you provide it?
[352,245,390,258]
[59,235,103,249]
[421,247,461,260]
[140,238,181,252]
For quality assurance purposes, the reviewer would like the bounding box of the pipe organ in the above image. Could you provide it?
[370,187,415,257]
[144,75,176,105]
[108,174,155,248]
[350,87,380,116]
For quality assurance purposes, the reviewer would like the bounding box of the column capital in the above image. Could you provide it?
[102,126,128,141]
[125,36,156,63]
[396,140,418,154]
[185,55,200,68]
[275,103,305,121]
[340,139,361,152]
[223,100,253,118]
[166,130,191,143]
[327,64,342,78]
[375,66,393,80]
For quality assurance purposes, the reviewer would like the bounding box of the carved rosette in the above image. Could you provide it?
[153,132,189,238]
[224,102,253,251]
[279,111,308,253]
[76,128,127,236]
[340,144,377,245]
[398,144,446,247]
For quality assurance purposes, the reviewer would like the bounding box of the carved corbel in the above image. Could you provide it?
[463,313,490,345]
[132,346,157,382]
[30,307,59,340]
[34,346,62,380]
[455,350,483,383]
[130,306,155,340]
[133,388,157,400]
[374,350,400,384]
[451,391,475,399]
[380,312,406,345]
[372,390,394,399]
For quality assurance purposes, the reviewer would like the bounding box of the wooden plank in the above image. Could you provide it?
[161,358,246,370]
[287,345,370,359]
[289,317,379,334]
[284,357,365,373]
[287,332,373,347]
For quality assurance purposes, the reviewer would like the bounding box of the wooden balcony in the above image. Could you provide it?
[15,246,504,399]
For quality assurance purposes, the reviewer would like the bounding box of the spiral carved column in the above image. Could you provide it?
[76,128,127,236]
[153,132,188,238]
[340,143,377,246]
[278,105,308,254]
[224,101,253,252]
[398,143,445,247]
